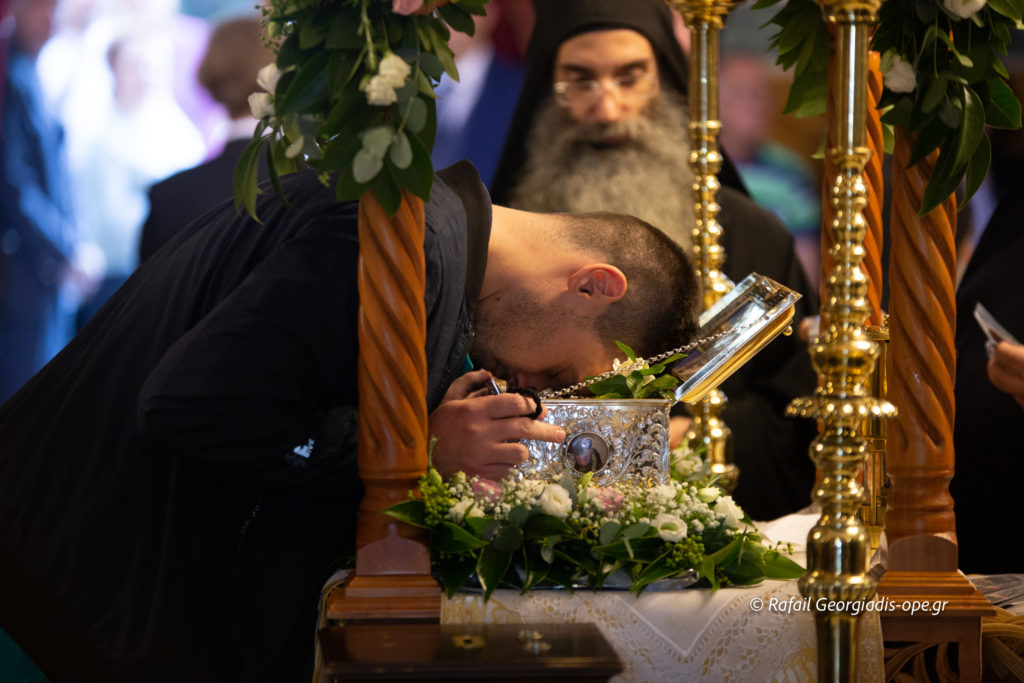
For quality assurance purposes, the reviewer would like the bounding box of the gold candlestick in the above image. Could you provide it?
[670,0,739,492]
[786,0,896,680]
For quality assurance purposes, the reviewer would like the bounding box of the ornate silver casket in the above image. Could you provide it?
[520,274,801,485]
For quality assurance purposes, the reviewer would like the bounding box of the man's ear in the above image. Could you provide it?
[567,264,627,304]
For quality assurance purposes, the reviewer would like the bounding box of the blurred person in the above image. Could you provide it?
[139,15,271,261]
[490,0,817,520]
[432,0,526,188]
[0,160,700,681]
[74,26,205,325]
[1,0,99,402]
[952,170,1024,574]
[719,51,822,290]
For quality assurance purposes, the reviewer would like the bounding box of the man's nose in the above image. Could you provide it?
[591,88,624,124]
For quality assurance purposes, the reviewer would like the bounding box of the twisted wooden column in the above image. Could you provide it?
[883,132,957,565]
[331,191,441,622]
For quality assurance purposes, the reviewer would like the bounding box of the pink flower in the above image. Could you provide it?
[391,0,423,15]
[471,478,503,505]
[589,486,626,514]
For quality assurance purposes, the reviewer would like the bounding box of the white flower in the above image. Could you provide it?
[881,50,916,94]
[365,75,398,106]
[248,92,275,119]
[652,513,688,542]
[257,62,282,93]
[697,487,720,504]
[538,484,573,519]
[648,484,678,507]
[447,498,483,523]
[285,136,305,159]
[715,497,745,530]
[943,0,986,19]
[378,53,412,88]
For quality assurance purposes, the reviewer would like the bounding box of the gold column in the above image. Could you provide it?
[670,0,739,491]
[786,0,895,680]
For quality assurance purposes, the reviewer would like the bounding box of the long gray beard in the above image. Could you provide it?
[507,91,697,253]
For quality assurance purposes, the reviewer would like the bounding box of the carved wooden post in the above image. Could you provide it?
[329,190,441,622]
[876,132,994,680]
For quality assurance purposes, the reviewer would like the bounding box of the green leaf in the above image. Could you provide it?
[418,53,445,80]
[404,96,429,133]
[464,516,491,537]
[386,132,434,201]
[921,74,948,114]
[437,2,476,36]
[632,552,680,593]
[278,51,330,115]
[233,135,267,220]
[507,505,530,527]
[298,19,325,50]
[381,499,429,527]
[352,148,383,184]
[389,131,413,169]
[325,6,364,49]
[491,522,525,553]
[598,521,621,546]
[761,549,806,579]
[918,136,963,216]
[522,514,574,538]
[623,522,651,539]
[371,167,402,216]
[521,549,551,590]
[476,547,513,599]
[363,125,395,155]
[433,521,488,552]
[699,555,719,591]
[952,86,986,170]
[437,554,477,598]
[615,340,638,361]
[985,77,1023,129]
[961,134,992,211]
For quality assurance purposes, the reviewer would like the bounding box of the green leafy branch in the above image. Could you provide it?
[234,0,490,219]
[584,341,684,400]
[753,0,1023,215]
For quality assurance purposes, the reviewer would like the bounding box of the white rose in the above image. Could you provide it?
[364,75,398,106]
[538,484,573,519]
[653,513,688,542]
[881,50,916,94]
[378,53,412,88]
[248,92,275,119]
[715,497,745,530]
[697,487,720,504]
[257,62,282,93]
[943,0,985,19]
[447,498,483,522]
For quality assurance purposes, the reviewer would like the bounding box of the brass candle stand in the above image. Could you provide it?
[670,0,739,492]
[785,1,896,680]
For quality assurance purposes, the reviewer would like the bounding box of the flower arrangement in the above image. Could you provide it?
[234,0,488,219]
[753,0,1023,215]
[579,342,684,400]
[383,440,803,600]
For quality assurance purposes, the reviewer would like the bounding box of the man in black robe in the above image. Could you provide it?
[491,0,818,521]
[0,161,700,682]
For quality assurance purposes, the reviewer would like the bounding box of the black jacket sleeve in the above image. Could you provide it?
[136,221,361,485]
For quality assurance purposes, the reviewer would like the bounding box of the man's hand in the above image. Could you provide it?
[988,341,1024,409]
[429,370,566,481]
[669,415,693,448]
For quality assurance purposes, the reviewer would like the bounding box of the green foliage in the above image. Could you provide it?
[752,0,1023,216]
[233,0,489,219]
[381,458,804,601]
[584,341,685,400]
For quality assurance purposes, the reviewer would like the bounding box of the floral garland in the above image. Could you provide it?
[754,0,1023,215]
[235,0,488,219]
[383,441,804,600]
